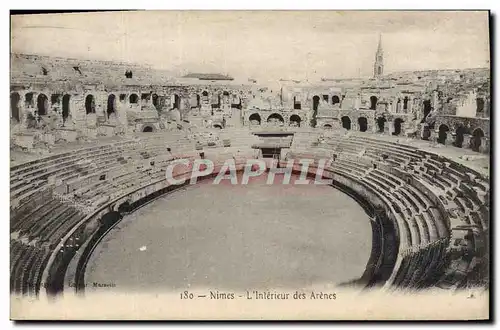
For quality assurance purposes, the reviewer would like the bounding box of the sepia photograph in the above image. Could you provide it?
[9,9,491,320]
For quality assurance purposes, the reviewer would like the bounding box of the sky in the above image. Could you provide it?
[11,11,490,82]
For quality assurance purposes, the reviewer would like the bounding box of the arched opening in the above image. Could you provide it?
[476,98,485,113]
[10,92,20,122]
[129,94,139,104]
[213,124,223,129]
[323,124,333,129]
[267,113,284,126]
[437,124,449,144]
[358,117,368,132]
[152,94,159,110]
[422,125,431,141]
[422,100,431,122]
[37,93,49,116]
[249,113,261,126]
[289,114,301,127]
[312,95,320,111]
[454,125,466,148]
[142,126,153,132]
[392,118,403,136]
[341,116,351,130]
[403,96,409,110]
[173,94,181,109]
[85,94,96,114]
[376,117,386,133]
[332,95,340,105]
[62,94,70,122]
[25,93,34,108]
[107,94,116,117]
[470,128,484,152]
[370,96,378,110]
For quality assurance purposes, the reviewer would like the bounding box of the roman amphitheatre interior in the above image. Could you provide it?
[10,11,490,300]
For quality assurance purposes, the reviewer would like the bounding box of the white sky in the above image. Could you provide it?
[11,11,490,82]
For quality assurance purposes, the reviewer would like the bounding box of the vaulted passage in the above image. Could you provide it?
[129,94,139,104]
[62,94,71,122]
[10,92,20,122]
[437,124,449,144]
[341,116,351,130]
[376,117,386,133]
[332,95,340,106]
[289,114,301,127]
[471,128,484,152]
[392,118,403,136]
[370,96,377,110]
[358,117,368,132]
[85,95,96,114]
[454,125,466,148]
[107,94,116,117]
[249,113,261,126]
[422,100,431,122]
[267,113,284,126]
[37,93,49,116]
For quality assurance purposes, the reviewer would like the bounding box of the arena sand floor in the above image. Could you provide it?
[85,173,372,294]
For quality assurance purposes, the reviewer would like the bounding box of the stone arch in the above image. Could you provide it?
[289,114,301,127]
[376,117,386,133]
[470,128,484,152]
[25,92,34,108]
[249,113,261,126]
[37,93,49,116]
[370,96,378,110]
[454,125,467,148]
[129,93,139,104]
[332,95,340,105]
[422,125,431,140]
[107,94,117,117]
[85,94,96,114]
[392,118,404,136]
[213,123,223,129]
[267,113,284,126]
[142,125,154,132]
[341,116,351,130]
[358,117,368,132]
[437,124,449,144]
[62,94,71,122]
[10,92,20,122]
[323,124,333,129]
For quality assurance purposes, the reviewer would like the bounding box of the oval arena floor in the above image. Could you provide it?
[85,174,373,293]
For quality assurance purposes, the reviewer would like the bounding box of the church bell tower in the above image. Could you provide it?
[374,34,384,78]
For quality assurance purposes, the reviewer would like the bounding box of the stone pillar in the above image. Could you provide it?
[479,137,490,154]
[447,132,456,146]
[388,121,395,135]
[432,130,440,143]
[462,134,472,150]
[408,97,413,114]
